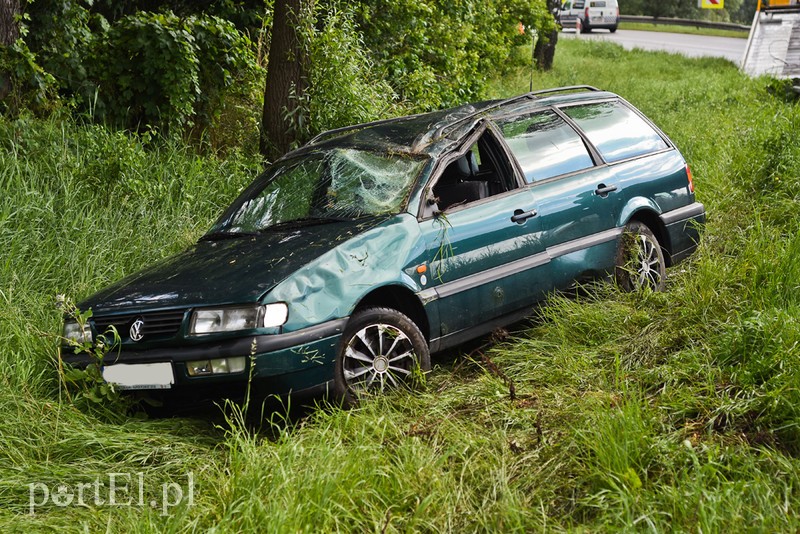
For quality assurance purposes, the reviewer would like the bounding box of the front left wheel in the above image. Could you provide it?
[334,307,430,406]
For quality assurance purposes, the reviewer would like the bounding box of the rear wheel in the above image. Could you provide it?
[334,307,430,406]
[615,221,666,292]
[609,25,618,33]
[580,19,591,33]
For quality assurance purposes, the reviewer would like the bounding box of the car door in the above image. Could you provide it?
[417,125,550,349]
[556,99,675,267]
[494,107,619,289]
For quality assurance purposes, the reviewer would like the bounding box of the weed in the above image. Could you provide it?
[55,296,139,420]
[431,211,454,281]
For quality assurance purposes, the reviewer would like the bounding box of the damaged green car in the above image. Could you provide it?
[61,86,705,405]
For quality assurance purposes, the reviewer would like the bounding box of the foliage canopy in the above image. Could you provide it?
[2,0,556,142]
[353,0,555,111]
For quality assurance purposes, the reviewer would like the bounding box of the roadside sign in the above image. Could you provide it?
[699,0,724,8]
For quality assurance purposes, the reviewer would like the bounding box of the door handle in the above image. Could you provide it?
[511,209,537,224]
[595,183,617,197]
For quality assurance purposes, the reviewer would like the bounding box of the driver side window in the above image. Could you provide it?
[432,129,517,212]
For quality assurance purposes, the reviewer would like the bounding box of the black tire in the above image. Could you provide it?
[609,25,618,33]
[615,221,666,292]
[334,307,430,406]
[580,19,591,33]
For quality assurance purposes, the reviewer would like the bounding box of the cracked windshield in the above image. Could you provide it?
[212,149,425,234]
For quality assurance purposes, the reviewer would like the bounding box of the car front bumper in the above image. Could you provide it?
[61,318,348,398]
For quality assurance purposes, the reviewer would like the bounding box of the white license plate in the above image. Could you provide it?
[103,362,174,390]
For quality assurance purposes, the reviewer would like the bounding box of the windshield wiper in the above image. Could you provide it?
[198,230,258,242]
[262,216,352,231]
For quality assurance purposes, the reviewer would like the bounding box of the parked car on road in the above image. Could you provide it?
[62,86,704,406]
[559,0,620,33]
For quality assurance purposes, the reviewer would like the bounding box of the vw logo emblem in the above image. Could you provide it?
[130,317,145,342]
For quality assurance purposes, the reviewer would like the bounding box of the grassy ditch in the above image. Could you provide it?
[2,38,800,530]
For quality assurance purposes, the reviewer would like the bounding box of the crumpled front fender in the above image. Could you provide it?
[269,214,427,331]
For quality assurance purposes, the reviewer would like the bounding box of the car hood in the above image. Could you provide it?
[80,218,384,315]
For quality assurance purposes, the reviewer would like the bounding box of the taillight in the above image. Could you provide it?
[585,7,590,18]
[686,164,695,193]
[617,7,620,17]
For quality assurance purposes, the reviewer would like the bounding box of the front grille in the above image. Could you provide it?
[93,310,187,341]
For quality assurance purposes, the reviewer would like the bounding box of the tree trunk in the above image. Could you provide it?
[0,0,19,46]
[0,0,21,102]
[260,0,312,161]
[534,0,559,71]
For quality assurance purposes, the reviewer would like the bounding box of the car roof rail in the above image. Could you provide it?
[428,86,604,143]
[527,85,601,98]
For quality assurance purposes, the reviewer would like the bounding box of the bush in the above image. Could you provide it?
[21,4,260,135]
[91,11,200,132]
[353,0,555,111]
[297,3,399,142]
[91,12,260,134]
[0,38,56,114]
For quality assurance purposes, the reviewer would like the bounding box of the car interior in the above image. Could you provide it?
[431,130,517,212]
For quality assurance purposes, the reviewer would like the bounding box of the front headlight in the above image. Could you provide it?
[189,303,288,335]
[63,320,93,344]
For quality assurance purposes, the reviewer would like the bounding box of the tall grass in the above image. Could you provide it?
[2,39,800,530]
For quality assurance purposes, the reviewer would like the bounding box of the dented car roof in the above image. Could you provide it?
[298,87,618,159]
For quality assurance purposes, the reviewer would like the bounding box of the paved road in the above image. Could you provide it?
[560,29,748,64]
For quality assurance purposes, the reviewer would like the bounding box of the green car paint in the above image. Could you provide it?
[62,87,705,404]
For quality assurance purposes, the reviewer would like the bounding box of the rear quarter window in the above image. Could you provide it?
[562,101,668,163]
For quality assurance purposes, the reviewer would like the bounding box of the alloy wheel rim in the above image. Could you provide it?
[634,234,662,290]
[343,323,415,393]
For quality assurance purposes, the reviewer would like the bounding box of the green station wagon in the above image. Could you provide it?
[62,86,705,405]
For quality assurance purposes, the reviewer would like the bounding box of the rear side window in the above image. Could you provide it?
[497,111,594,183]
[590,1,606,6]
[563,101,668,163]
[573,1,585,8]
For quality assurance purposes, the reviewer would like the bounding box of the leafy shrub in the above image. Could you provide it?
[353,0,555,111]
[294,3,399,142]
[91,11,199,132]
[21,5,260,135]
[23,0,102,105]
[0,38,56,114]
[189,14,263,130]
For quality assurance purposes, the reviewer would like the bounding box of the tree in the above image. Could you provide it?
[0,0,21,100]
[260,0,313,161]
[352,0,555,111]
[0,0,19,45]
[534,0,559,71]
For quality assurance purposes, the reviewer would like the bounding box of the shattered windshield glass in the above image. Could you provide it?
[209,148,426,234]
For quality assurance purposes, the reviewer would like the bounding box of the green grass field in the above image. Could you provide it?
[2,38,800,531]
[618,22,750,39]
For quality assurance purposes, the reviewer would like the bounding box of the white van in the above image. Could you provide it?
[558,0,620,33]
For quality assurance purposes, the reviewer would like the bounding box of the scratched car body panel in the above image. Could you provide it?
[62,86,705,404]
